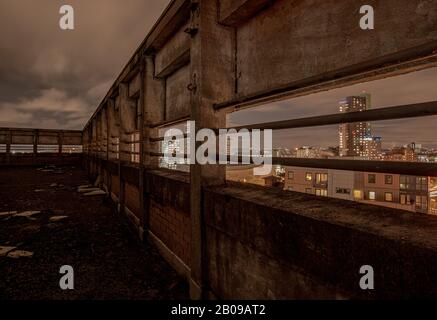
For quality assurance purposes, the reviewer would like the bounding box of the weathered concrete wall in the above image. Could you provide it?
[150,199,191,266]
[147,170,191,266]
[155,22,190,78]
[235,0,437,97]
[165,64,191,121]
[125,182,142,220]
[204,183,437,299]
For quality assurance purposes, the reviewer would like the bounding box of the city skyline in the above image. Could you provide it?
[229,67,437,150]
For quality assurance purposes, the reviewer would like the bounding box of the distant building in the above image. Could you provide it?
[226,164,272,186]
[295,146,319,158]
[283,166,434,214]
[362,136,383,160]
[339,94,372,157]
[384,145,418,162]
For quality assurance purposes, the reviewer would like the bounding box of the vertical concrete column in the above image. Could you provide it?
[33,130,38,163]
[189,0,234,299]
[117,91,125,215]
[142,55,164,235]
[6,129,11,165]
[58,131,63,155]
[104,104,112,197]
[138,57,147,239]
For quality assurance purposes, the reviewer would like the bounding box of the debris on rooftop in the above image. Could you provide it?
[84,190,107,196]
[49,216,68,222]
[0,211,17,218]
[78,187,101,193]
[7,250,34,259]
[0,246,17,257]
[15,211,41,218]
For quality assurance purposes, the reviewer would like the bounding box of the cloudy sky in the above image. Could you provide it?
[0,0,170,129]
[1,0,436,149]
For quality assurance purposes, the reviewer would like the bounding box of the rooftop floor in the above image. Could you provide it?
[0,166,188,300]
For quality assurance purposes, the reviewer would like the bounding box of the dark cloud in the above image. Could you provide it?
[0,0,170,129]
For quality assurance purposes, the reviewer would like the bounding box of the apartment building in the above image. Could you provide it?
[284,166,433,214]
[284,167,363,201]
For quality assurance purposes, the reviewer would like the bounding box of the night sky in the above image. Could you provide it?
[0,0,170,129]
[1,0,436,149]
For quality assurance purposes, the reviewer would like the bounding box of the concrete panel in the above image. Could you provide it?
[100,108,108,139]
[119,84,137,134]
[219,0,273,26]
[129,73,141,97]
[38,135,59,145]
[165,64,190,121]
[107,101,119,137]
[125,182,142,220]
[0,134,7,144]
[236,0,437,96]
[145,56,165,125]
[150,199,191,266]
[63,135,82,145]
[155,23,190,77]
[12,135,33,144]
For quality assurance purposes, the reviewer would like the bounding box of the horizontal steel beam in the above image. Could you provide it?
[148,115,190,129]
[149,101,437,141]
[271,158,437,177]
[214,49,437,111]
[230,101,437,131]
[149,152,437,176]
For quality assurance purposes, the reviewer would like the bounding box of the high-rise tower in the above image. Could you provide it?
[338,94,372,157]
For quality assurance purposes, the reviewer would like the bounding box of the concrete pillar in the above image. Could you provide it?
[6,129,11,165]
[139,58,147,238]
[58,131,63,155]
[144,55,165,169]
[33,130,38,162]
[189,0,234,299]
[117,91,125,215]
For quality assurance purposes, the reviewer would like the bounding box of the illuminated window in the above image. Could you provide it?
[354,190,362,200]
[315,189,328,197]
[369,191,376,200]
[305,173,312,181]
[316,173,328,184]
[288,171,294,180]
[385,192,393,202]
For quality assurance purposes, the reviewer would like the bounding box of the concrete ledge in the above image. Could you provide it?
[219,0,274,26]
[205,182,437,299]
